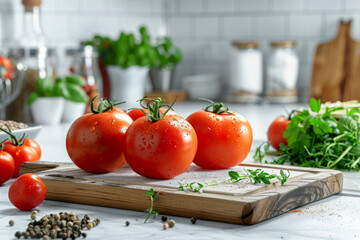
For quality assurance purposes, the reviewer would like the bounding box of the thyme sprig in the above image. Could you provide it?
[178,168,290,193]
[144,188,160,223]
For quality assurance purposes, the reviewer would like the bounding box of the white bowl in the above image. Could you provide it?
[0,124,42,142]
[182,74,221,100]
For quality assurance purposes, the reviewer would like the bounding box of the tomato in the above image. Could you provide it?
[267,116,290,150]
[8,173,46,211]
[0,151,14,185]
[127,108,176,121]
[66,98,133,173]
[124,114,198,179]
[0,56,14,79]
[187,109,252,169]
[1,131,41,178]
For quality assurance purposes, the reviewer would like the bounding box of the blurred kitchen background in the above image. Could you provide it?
[0,0,359,124]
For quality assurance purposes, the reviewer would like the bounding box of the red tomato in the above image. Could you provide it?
[267,116,290,150]
[0,56,14,79]
[124,115,198,179]
[8,173,46,211]
[127,108,176,121]
[66,107,133,173]
[3,138,41,178]
[0,151,15,185]
[187,110,252,169]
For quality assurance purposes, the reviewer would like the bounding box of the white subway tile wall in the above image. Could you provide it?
[0,0,359,102]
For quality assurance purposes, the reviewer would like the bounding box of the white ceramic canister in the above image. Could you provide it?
[266,41,299,103]
[230,42,263,102]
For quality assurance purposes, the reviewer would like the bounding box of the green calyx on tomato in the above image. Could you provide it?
[90,96,125,114]
[200,98,233,114]
[0,126,26,146]
[134,97,175,122]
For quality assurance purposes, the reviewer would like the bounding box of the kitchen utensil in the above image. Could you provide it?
[310,21,348,102]
[20,161,342,225]
[343,21,360,101]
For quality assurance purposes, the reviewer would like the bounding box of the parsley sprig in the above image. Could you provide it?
[144,188,160,223]
[255,98,360,171]
[178,168,290,193]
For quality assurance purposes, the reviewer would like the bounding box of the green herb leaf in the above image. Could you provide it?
[309,98,321,113]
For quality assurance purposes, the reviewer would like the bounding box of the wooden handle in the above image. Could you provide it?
[19,161,70,175]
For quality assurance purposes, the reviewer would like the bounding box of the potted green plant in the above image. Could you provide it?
[150,36,182,92]
[27,75,88,124]
[86,26,157,109]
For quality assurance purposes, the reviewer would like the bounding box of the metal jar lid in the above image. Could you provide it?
[270,41,296,47]
[232,41,260,48]
[8,47,56,57]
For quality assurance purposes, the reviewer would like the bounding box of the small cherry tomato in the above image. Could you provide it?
[66,97,133,173]
[267,116,290,150]
[0,149,15,185]
[8,173,46,211]
[187,100,252,169]
[0,128,41,178]
[124,98,197,179]
[127,108,176,121]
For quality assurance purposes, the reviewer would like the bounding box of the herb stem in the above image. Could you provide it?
[144,194,154,223]
[326,145,353,169]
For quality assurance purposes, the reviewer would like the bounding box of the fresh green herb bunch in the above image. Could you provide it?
[27,75,88,105]
[86,26,158,69]
[144,188,160,223]
[178,168,290,193]
[153,36,182,70]
[255,98,360,170]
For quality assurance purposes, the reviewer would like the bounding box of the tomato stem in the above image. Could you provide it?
[0,126,25,146]
[200,98,233,114]
[90,96,125,114]
[135,97,176,122]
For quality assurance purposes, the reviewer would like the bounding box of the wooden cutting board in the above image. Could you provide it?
[310,20,349,102]
[343,21,360,101]
[20,162,343,225]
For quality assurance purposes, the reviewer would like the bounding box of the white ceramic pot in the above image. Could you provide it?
[62,100,86,123]
[106,66,149,109]
[30,97,65,125]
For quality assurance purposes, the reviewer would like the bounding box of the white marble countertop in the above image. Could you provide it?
[1,101,360,240]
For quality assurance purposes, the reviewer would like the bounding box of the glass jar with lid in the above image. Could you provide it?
[5,0,57,122]
[229,41,263,103]
[266,41,299,103]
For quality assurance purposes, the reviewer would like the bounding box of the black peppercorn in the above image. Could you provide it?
[190,217,197,224]
[81,232,87,238]
[125,221,130,227]
[161,216,168,222]
[15,231,21,239]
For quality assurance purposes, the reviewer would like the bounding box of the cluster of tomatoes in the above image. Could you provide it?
[66,97,253,179]
[0,128,46,210]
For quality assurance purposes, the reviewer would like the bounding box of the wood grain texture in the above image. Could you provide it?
[310,21,348,102]
[343,21,360,101]
[20,162,343,225]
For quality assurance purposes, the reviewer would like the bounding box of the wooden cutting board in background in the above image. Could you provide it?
[310,21,349,102]
[20,162,342,225]
[343,21,360,101]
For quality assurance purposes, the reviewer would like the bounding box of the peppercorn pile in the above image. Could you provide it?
[14,210,100,239]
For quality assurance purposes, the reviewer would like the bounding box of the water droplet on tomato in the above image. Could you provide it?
[16,151,20,156]
[150,135,154,139]
[147,144,151,149]
[94,121,98,126]
[91,127,95,133]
